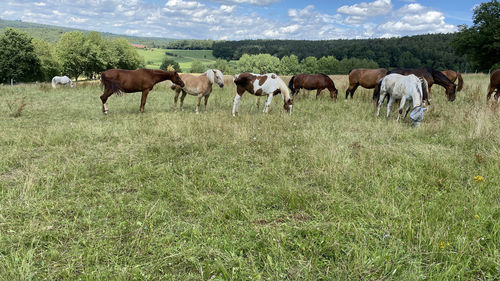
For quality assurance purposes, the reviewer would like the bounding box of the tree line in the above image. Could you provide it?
[0,28,144,83]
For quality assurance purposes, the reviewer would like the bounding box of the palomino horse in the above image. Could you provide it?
[441,70,464,91]
[385,67,456,102]
[232,72,293,116]
[346,68,387,99]
[377,74,428,125]
[288,74,338,100]
[100,68,184,114]
[170,69,224,113]
[52,76,74,88]
[487,69,500,102]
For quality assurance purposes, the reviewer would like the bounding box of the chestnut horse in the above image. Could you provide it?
[441,70,464,91]
[100,68,184,114]
[384,67,456,102]
[288,74,338,100]
[346,68,387,99]
[487,69,500,102]
[233,72,292,116]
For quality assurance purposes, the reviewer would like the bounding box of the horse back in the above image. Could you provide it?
[490,69,500,87]
[351,68,387,88]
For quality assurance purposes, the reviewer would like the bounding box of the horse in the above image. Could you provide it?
[487,69,500,102]
[170,69,224,113]
[52,76,74,88]
[288,74,338,100]
[346,68,387,99]
[232,72,293,116]
[441,70,464,91]
[376,73,429,125]
[100,68,184,114]
[384,67,456,102]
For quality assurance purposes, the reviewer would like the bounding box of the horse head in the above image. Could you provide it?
[207,69,224,88]
[446,84,457,101]
[172,71,185,88]
[283,97,293,114]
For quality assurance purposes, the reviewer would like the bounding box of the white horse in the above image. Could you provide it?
[232,72,293,116]
[170,69,224,113]
[52,76,74,88]
[376,73,428,124]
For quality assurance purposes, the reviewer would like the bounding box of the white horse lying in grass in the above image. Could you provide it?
[170,69,224,113]
[376,73,428,125]
[52,76,74,88]
[232,72,293,116]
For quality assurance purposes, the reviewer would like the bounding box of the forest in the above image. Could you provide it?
[212,34,471,72]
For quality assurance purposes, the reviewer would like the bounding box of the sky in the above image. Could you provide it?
[0,0,488,40]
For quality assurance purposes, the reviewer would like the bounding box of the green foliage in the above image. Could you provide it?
[56,31,88,80]
[32,39,61,82]
[190,60,205,73]
[210,58,233,74]
[237,54,280,73]
[160,58,181,72]
[317,56,339,74]
[83,31,109,79]
[300,56,319,74]
[337,58,379,74]
[0,28,42,83]
[452,0,500,71]
[165,39,214,50]
[279,55,299,75]
[107,38,144,70]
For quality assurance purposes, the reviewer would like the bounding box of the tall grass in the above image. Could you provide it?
[0,74,498,280]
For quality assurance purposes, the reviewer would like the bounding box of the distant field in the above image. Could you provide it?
[0,74,499,280]
[137,48,216,71]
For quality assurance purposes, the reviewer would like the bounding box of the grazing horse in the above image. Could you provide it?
[170,69,224,113]
[441,70,464,91]
[100,68,184,114]
[385,67,456,102]
[288,74,338,100]
[377,74,428,125]
[346,68,387,99]
[52,76,74,88]
[232,72,293,116]
[487,69,500,102]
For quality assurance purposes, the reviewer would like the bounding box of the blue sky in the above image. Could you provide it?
[0,0,487,40]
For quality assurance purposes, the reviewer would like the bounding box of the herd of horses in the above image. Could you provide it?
[52,67,500,123]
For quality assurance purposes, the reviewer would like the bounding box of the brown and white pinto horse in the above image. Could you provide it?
[441,70,464,91]
[487,69,500,102]
[346,68,388,99]
[288,74,338,100]
[232,73,293,116]
[100,68,184,113]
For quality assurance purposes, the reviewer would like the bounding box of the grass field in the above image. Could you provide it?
[137,48,216,71]
[0,74,499,280]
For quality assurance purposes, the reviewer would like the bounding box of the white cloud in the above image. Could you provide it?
[337,0,392,23]
[206,0,280,5]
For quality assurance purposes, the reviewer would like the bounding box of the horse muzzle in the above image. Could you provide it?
[218,82,224,88]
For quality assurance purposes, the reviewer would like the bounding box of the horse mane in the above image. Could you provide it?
[427,67,454,87]
[456,72,463,91]
[288,75,296,92]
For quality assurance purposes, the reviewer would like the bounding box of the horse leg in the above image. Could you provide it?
[315,89,322,99]
[233,86,244,116]
[397,96,407,122]
[349,84,359,99]
[486,84,495,101]
[494,88,500,102]
[204,95,210,112]
[100,89,113,114]
[386,96,395,119]
[376,91,387,117]
[173,88,181,111]
[179,90,187,111]
[263,94,273,113]
[256,96,261,109]
[196,94,203,114]
[139,89,151,113]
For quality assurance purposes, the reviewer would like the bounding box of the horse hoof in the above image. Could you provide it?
[103,110,108,115]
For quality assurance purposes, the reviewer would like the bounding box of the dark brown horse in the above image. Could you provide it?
[441,70,464,91]
[288,74,338,100]
[382,67,456,102]
[100,68,184,113]
[346,68,387,99]
[487,69,500,102]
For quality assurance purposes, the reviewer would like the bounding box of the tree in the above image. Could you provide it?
[452,0,500,71]
[317,56,339,74]
[210,58,232,74]
[237,54,280,73]
[33,38,61,82]
[160,58,181,72]
[300,56,318,74]
[84,31,109,79]
[190,60,205,73]
[107,38,144,70]
[57,31,87,80]
[0,28,42,83]
[279,55,299,75]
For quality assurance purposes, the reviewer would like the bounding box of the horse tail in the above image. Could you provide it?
[348,69,354,75]
[456,72,463,91]
[288,75,296,93]
[421,78,429,104]
[373,79,383,102]
[51,77,56,88]
[101,73,122,95]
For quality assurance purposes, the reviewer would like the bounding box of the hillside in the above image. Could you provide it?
[0,18,176,46]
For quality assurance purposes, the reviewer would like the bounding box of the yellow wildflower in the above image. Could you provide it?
[474,176,485,182]
[474,214,480,219]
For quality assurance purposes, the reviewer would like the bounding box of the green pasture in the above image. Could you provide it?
[0,74,498,280]
[137,48,216,71]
